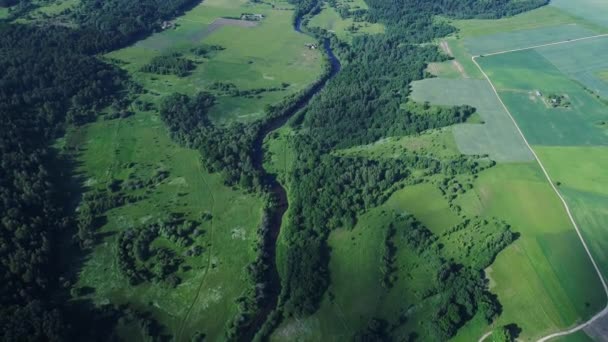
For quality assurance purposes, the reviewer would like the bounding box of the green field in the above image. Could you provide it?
[536,36,608,97]
[65,0,329,339]
[0,8,8,19]
[464,24,598,56]
[551,0,608,29]
[107,0,323,124]
[66,105,264,340]
[477,49,608,146]
[410,78,534,162]
[454,163,605,340]
[450,5,607,38]
[535,146,608,280]
[308,4,384,42]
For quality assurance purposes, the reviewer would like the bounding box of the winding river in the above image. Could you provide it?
[245,17,341,339]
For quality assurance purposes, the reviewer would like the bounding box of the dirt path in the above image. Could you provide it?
[175,161,216,342]
[452,60,468,78]
[472,34,608,342]
[439,40,453,56]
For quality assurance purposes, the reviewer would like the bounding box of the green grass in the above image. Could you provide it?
[534,146,608,282]
[308,5,384,43]
[410,78,534,162]
[555,330,594,342]
[551,0,608,29]
[0,8,9,19]
[536,36,608,97]
[68,105,264,340]
[464,24,597,56]
[450,5,607,38]
[335,127,461,160]
[273,161,605,341]
[478,49,608,146]
[263,125,296,187]
[106,0,323,124]
[454,163,605,341]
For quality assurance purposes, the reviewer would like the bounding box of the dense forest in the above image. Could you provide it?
[0,0,548,340]
[0,0,200,339]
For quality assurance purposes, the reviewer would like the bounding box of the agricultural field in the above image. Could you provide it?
[307,3,384,42]
[106,0,323,124]
[410,78,533,162]
[440,3,608,341]
[551,0,608,29]
[464,24,597,56]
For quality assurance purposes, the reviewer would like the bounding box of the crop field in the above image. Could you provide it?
[535,146,608,279]
[464,24,598,56]
[551,0,608,29]
[410,78,534,162]
[106,0,323,124]
[456,6,608,339]
[308,4,384,43]
[451,5,607,38]
[66,101,264,340]
[536,36,608,97]
[477,49,608,146]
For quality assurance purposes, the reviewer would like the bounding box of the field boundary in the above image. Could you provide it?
[479,33,608,57]
[471,35,608,342]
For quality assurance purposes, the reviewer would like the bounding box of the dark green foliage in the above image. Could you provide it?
[141,53,196,77]
[116,216,202,286]
[380,223,398,288]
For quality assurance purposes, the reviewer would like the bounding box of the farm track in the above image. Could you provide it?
[472,35,608,342]
[175,160,216,341]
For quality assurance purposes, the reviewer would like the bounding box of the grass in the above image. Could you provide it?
[65,0,328,338]
[464,24,597,56]
[551,0,608,29]
[263,125,296,187]
[68,103,264,340]
[334,127,461,161]
[454,163,605,341]
[0,8,9,19]
[449,5,607,38]
[536,36,608,97]
[308,5,384,43]
[106,0,323,124]
[477,49,608,146]
[555,330,594,342]
[410,78,534,162]
[534,146,608,280]
[273,161,605,341]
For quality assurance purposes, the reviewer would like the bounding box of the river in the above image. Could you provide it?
[243,16,341,340]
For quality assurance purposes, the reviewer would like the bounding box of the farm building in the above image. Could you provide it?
[241,13,264,21]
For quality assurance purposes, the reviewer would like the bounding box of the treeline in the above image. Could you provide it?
[0,24,128,340]
[141,53,196,77]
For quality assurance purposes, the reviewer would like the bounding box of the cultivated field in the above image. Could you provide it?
[464,24,597,56]
[551,0,608,29]
[450,4,608,340]
[410,78,534,162]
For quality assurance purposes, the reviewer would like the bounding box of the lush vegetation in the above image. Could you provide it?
[0,0,562,340]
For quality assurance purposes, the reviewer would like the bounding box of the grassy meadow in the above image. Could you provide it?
[308,3,384,43]
[66,106,264,340]
[65,0,329,339]
[106,0,323,124]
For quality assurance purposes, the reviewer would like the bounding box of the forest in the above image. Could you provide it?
[0,0,549,340]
